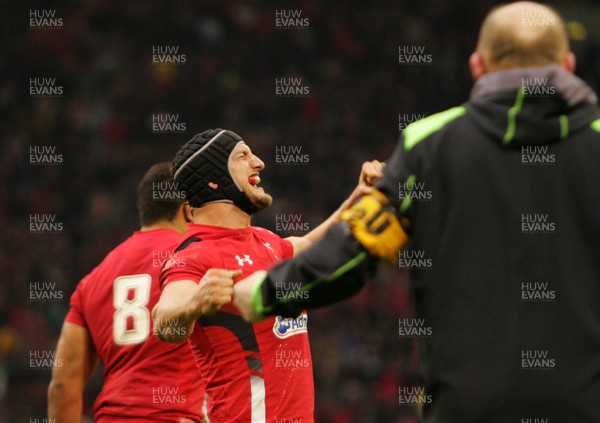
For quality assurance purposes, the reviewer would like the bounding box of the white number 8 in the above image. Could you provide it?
[113,274,151,345]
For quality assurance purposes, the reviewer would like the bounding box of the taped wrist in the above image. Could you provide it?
[340,189,408,262]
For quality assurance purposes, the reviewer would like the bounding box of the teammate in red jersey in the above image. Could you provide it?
[153,129,382,422]
[48,163,207,423]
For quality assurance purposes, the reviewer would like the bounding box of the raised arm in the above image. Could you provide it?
[234,188,409,322]
[286,160,385,255]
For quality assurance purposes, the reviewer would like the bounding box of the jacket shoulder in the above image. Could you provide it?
[403,106,467,151]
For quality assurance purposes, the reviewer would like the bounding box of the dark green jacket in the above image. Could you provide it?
[258,64,600,422]
[378,64,600,422]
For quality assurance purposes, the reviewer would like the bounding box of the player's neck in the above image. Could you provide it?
[191,202,251,229]
[140,219,187,234]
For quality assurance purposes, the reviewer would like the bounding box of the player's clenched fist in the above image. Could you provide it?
[192,269,241,315]
[359,160,385,187]
[339,160,386,214]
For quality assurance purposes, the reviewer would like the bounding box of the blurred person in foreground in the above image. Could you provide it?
[48,163,207,422]
[234,2,600,421]
[152,128,382,422]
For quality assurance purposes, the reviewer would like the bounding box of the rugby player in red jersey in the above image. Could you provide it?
[48,163,207,422]
[153,129,382,422]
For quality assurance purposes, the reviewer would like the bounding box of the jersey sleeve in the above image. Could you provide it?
[160,247,210,289]
[277,236,294,260]
[64,279,87,327]
[256,227,294,260]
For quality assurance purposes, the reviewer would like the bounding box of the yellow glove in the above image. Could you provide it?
[340,189,408,262]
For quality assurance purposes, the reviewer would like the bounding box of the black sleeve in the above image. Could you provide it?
[375,134,420,233]
[256,223,377,317]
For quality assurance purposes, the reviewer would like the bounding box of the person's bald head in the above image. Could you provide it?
[470,2,575,79]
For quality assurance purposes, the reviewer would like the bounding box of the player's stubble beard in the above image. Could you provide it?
[246,186,273,211]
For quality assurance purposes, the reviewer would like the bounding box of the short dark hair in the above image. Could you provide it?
[137,162,185,226]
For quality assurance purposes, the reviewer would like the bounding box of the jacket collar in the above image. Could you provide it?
[470,64,597,106]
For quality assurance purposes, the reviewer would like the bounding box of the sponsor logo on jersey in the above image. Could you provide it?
[235,254,253,266]
[273,311,308,339]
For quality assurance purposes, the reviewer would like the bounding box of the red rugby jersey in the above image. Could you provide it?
[66,229,205,422]
[162,224,314,423]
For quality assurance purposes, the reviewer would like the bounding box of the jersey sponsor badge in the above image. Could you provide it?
[273,311,308,339]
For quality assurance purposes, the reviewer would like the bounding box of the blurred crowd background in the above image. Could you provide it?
[2,0,599,421]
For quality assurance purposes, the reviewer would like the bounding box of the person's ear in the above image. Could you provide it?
[563,52,576,73]
[469,52,487,81]
[183,203,193,223]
